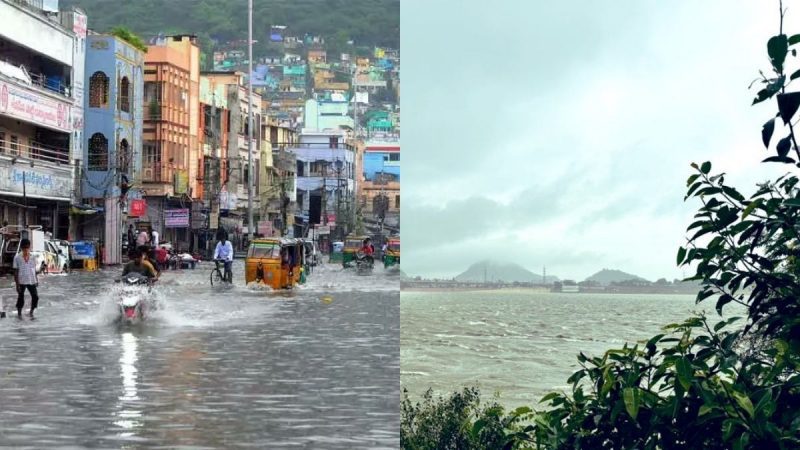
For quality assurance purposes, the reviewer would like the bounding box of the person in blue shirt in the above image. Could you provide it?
[213,233,234,282]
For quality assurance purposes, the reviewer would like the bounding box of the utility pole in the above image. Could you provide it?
[246,0,254,243]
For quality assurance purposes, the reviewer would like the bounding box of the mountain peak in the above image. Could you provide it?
[455,261,558,283]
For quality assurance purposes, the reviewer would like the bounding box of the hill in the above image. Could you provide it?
[455,260,558,284]
[61,0,399,65]
[584,269,649,286]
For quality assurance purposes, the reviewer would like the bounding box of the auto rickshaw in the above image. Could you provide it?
[343,235,369,268]
[245,238,304,289]
[384,237,400,269]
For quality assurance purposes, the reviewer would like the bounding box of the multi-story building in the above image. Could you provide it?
[303,98,353,132]
[0,0,84,239]
[358,139,399,234]
[79,33,144,263]
[261,115,297,237]
[141,34,200,250]
[201,71,261,249]
[291,129,355,244]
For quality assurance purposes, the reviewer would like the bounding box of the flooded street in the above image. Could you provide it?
[0,260,399,448]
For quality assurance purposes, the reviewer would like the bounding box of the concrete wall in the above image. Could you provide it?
[0,1,73,66]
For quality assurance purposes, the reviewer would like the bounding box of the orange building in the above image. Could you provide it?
[141,35,200,248]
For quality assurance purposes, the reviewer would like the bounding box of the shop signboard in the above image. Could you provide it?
[164,209,190,228]
[0,80,71,133]
[129,199,146,217]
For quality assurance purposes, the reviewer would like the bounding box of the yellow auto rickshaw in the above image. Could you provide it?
[384,237,400,269]
[343,235,369,268]
[245,238,304,289]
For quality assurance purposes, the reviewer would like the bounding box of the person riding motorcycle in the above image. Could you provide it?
[358,238,375,266]
[122,248,158,280]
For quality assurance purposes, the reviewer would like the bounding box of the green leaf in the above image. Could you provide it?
[701,161,711,174]
[791,68,800,80]
[742,200,761,219]
[784,198,800,207]
[623,387,641,420]
[698,404,714,417]
[768,34,789,72]
[732,391,755,418]
[676,357,693,391]
[716,294,734,315]
[762,117,775,148]
[685,181,703,199]
[762,155,796,164]
[539,392,560,403]
[778,92,800,124]
[686,173,701,187]
[722,186,746,203]
[677,247,687,266]
[789,33,800,45]
[723,419,736,440]
[753,76,785,104]
[777,135,792,157]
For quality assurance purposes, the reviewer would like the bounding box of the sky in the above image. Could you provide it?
[401,1,785,281]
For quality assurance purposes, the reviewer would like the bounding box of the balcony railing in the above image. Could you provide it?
[0,60,71,97]
[0,138,70,166]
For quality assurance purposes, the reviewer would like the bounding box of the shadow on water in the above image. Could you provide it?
[0,259,399,448]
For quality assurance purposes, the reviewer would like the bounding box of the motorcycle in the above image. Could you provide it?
[115,272,155,324]
[355,251,374,275]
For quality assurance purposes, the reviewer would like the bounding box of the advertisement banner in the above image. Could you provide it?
[174,170,189,195]
[129,199,146,217]
[0,81,71,132]
[164,209,190,228]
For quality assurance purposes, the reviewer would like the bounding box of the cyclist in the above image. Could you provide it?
[213,232,234,282]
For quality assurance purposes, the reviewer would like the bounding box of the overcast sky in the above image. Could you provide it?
[401,1,786,281]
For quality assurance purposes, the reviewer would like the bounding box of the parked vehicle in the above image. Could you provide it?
[383,236,400,269]
[0,225,64,274]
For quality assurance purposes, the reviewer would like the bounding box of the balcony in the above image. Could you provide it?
[0,138,70,166]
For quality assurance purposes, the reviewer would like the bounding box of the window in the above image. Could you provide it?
[329,136,339,148]
[118,139,130,173]
[395,195,400,208]
[89,71,109,108]
[119,76,130,112]
[0,131,5,153]
[296,160,304,176]
[88,133,109,170]
[389,153,399,162]
[10,135,19,155]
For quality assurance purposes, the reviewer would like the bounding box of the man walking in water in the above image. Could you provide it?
[13,238,39,319]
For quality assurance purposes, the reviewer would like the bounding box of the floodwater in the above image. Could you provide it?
[401,290,741,409]
[0,260,399,449]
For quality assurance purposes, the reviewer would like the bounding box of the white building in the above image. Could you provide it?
[0,0,84,238]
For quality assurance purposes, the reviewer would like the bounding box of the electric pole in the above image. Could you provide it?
[246,0,254,243]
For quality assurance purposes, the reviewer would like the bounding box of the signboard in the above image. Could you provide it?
[174,170,189,195]
[0,81,71,133]
[209,212,219,229]
[72,11,88,38]
[0,166,72,201]
[164,209,190,228]
[129,199,146,217]
[258,221,273,236]
[326,214,336,225]
[315,225,330,235]
[191,202,205,229]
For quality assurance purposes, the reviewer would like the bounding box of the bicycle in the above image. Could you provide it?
[210,259,233,285]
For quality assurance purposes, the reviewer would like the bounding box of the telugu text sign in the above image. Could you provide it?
[164,209,190,228]
[0,81,71,133]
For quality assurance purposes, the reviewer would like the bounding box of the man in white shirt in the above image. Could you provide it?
[150,226,159,247]
[13,238,39,319]
[213,234,234,282]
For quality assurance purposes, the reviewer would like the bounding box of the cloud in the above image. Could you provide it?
[401,0,783,280]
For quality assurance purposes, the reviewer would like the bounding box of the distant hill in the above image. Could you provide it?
[584,269,649,286]
[455,260,558,283]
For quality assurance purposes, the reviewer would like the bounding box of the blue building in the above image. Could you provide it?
[79,34,144,261]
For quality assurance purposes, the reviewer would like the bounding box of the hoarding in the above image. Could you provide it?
[164,209,190,228]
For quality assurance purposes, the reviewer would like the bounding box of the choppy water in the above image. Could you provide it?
[0,260,399,449]
[401,289,737,409]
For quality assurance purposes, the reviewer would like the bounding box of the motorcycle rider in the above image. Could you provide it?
[213,231,234,281]
[122,248,158,280]
[359,238,375,265]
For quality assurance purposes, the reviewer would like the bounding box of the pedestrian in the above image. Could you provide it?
[13,238,39,319]
[148,226,159,263]
[127,224,135,250]
[136,227,149,247]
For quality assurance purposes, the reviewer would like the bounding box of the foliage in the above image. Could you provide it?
[62,0,398,62]
[402,3,800,449]
[109,26,147,52]
[401,387,531,450]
